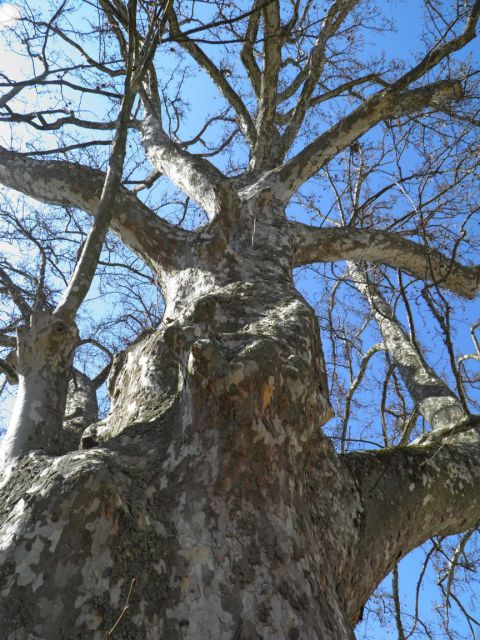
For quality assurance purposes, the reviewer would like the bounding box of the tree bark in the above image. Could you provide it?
[0,197,479,639]
[0,311,79,467]
[0,196,357,639]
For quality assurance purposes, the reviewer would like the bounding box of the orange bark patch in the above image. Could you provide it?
[261,380,274,410]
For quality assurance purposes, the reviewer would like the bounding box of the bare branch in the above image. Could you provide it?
[251,0,282,170]
[0,147,190,273]
[340,341,385,453]
[166,6,257,146]
[240,0,262,97]
[271,79,463,198]
[0,264,32,320]
[279,0,361,158]
[349,261,467,432]
[392,1,480,89]
[141,112,241,223]
[291,224,480,299]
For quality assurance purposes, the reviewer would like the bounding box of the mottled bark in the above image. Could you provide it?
[291,224,480,299]
[1,194,479,639]
[270,80,463,200]
[141,112,241,223]
[0,311,78,467]
[0,195,364,640]
[344,439,480,624]
[1,1,480,636]
[348,262,468,432]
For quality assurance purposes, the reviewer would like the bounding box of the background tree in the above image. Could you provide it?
[0,0,479,638]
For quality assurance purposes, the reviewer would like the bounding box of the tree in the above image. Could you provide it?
[0,0,479,637]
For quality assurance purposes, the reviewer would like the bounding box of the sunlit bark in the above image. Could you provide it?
[0,1,479,637]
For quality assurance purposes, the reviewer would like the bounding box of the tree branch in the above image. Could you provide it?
[348,262,467,431]
[271,79,463,199]
[0,147,190,273]
[166,6,257,146]
[290,224,480,299]
[141,111,241,223]
[390,0,480,89]
[240,0,262,97]
[279,0,360,159]
[343,438,480,625]
[0,265,32,320]
[55,34,138,318]
[252,0,282,170]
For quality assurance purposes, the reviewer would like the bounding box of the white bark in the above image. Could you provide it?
[0,311,78,466]
[141,112,240,223]
[348,262,468,432]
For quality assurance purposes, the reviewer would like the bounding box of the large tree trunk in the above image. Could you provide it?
[0,199,400,638]
[1,201,480,640]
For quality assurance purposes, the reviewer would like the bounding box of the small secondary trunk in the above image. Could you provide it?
[1,311,78,467]
[0,199,361,639]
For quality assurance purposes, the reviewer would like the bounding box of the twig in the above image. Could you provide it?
[105,577,136,638]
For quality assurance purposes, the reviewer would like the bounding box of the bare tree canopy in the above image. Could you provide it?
[0,0,479,638]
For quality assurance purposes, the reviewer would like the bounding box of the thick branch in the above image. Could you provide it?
[141,112,240,223]
[101,4,239,222]
[56,21,138,320]
[344,439,480,625]
[271,79,462,198]
[0,147,190,273]
[291,224,480,299]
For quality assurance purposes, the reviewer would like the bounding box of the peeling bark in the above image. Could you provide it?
[0,1,480,636]
[291,224,480,299]
[0,311,78,466]
[0,196,360,639]
[1,194,480,639]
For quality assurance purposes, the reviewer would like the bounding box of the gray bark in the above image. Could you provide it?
[348,262,468,432]
[1,3,480,632]
[1,195,479,639]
